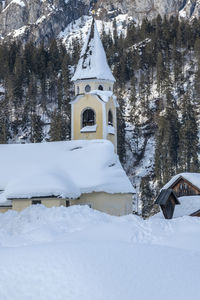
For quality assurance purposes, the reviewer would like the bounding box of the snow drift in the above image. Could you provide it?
[0,205,200,300]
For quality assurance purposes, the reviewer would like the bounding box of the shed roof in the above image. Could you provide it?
[0,140,135,205]
[155,189,180,205]
[162,173,200,191]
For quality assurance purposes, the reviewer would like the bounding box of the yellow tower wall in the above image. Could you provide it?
[106,97,117,150]
[75,80,114,95]
[72,94,104,140]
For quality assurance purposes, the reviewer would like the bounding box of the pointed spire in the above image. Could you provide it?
[71,18,115,82]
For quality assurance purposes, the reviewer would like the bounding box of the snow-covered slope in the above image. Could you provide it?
[0,205,200,300]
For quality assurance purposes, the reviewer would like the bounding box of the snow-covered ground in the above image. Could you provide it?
[0,205,199,300]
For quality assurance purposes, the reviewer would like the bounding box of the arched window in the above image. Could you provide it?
[85,85,91,93]
[77,86,80,94]
[82,108,95,127]
[98,85,103,91]
[108,110,113,126]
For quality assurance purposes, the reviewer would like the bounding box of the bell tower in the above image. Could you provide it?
[70,18,118,151]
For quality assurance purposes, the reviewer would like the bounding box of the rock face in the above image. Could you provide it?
[179,0,200,19]
[0,0,199,44]
[95,0,183,23]
[0,0,89,44]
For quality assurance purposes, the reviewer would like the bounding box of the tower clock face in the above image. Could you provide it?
[85,85,91,93]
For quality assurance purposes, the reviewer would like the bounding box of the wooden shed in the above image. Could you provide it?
[155,189,180,219]
[162,173,200,197]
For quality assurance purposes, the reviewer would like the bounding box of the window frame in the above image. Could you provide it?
[108,109,113,126]
[98,85,103,91]
[85,85,91,93]
[32,200,41,205]
[81,108,96,128]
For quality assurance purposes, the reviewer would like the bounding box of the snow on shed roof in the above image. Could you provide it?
[173,196,200,217]
[0,140,134,204]
[162,173,200,191]
[71,18,115,82]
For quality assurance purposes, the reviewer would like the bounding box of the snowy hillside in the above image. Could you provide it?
[0,0,200,44]
[0,205,200,300]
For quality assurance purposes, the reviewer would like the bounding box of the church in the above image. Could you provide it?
[0,18,134,216]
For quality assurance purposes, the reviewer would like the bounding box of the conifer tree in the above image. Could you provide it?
[30,114,43,143]
[140,177,155,218]
[49,110,67,141]
[178,93,199,172]
[117,92,126,163]
[155,90,180,185]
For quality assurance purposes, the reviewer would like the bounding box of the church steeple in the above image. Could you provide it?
[70,18,118,152]
[71,18,115,83]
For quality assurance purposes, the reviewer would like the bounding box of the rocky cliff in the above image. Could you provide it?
[0,0,200,44]
[0,0,89,44]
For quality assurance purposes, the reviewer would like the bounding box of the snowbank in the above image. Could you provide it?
[0,140,134,203]
[174,196,200,217]
[0,205,200,300]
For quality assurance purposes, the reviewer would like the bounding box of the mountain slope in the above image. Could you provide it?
[0,0,200,44]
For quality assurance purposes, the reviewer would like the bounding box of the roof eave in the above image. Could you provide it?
[71,77,116,83]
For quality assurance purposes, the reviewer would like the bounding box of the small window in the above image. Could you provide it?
[77,86,80,94]
[108,110,113,126]
[66,200,70,207]
[109,86,112,91]
[82,108,95,127]
[85,85,91,93]
[98,85,103,91]
[32,200,41,205]
[80,203,92,208]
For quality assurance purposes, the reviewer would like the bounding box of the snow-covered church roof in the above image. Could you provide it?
[71,18,115,82]
[0,140,134,205]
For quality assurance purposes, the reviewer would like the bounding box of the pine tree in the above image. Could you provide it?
[140,176,155,218]
[155,90,180,186]
[156,52,164,96]
[117,92,126,163]
[0,97,10,143]
[178,93,199,172]
[30,114,43,143]
[49,110,67,141]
